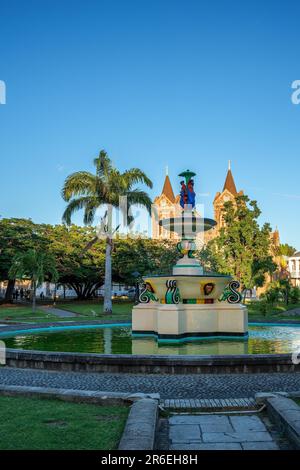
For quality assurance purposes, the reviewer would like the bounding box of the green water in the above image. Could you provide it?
[2,324,300,355]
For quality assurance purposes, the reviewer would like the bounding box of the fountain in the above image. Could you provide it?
[132,170,248,342]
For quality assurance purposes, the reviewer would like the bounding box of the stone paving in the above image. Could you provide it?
[0,368,300,398]
[168,414,279,450]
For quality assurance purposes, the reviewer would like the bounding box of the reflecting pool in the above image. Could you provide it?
[1,324,300,355]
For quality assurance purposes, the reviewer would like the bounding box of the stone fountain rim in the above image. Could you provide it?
[158,216,217,230]
[143,274,232,279]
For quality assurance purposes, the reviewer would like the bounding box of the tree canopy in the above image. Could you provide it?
[0,218,178,301]
[199,195,277,290]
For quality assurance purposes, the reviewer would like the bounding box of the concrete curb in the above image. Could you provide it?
[255,391,300,404]
[0,319,129,334]
[0,384,159,406]
[255,393,300,449]
[118,398,159,450]
[4,349,300,374]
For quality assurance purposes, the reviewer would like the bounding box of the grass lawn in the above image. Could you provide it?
[59,300,133,321]
[1,300,300,325]
[60,299,300,323]
[0,301,133,323]
[0,306,64,323]
[0,395,128,450]
[247,301,300,322]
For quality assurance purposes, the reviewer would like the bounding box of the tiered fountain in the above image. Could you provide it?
[132,170,248,342]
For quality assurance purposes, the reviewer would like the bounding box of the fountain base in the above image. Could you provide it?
[132,303,248,341]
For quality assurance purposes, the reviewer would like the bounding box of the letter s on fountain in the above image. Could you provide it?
[219,280,243,304]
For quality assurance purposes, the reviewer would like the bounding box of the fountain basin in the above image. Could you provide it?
[143,274,232,303]
[159,216,216,237]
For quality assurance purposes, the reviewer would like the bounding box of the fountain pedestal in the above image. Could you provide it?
[132,302,248,340]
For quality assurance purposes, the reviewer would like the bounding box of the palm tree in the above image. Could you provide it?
[61,150,153,314]
[9,249,58,312]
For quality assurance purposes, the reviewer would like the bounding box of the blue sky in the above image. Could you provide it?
[0,0,300,248]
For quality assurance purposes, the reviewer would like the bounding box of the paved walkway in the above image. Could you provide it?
[0,368,300,398]
[40,306,80,318]
[168,414,280,450]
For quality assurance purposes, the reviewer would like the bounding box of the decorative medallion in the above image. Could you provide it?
[203,282,215,296]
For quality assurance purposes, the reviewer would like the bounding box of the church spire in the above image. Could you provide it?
[223,161,237,195]
[161,170,175,203]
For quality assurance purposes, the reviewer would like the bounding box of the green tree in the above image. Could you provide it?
[278,243,297,257]
[0,218,47,302]
[9,249,58,312]
[47,224,106,300]
[202,195,277,296]
[290,286,300,304]
[61,150,152,313]
[112,237,178,285]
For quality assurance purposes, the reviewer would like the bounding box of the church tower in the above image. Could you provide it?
[152,168,180,240]
[213,161,243,230]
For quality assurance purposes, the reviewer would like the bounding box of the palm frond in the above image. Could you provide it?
[93,150,113,179]
[61,171,97,202]
[62,197,95,225]
[83,198,99,225]
[126,189,153,215]
[122,168,153,189]
[9,249,58,286]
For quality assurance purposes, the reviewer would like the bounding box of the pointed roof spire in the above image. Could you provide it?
[161,170,175,203]
[223,161,237,195]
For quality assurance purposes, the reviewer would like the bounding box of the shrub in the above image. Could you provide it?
[265,287,280,306]
[258,299,268,316]
[290,287,300,304]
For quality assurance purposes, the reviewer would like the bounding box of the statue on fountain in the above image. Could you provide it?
[179,170,196,209]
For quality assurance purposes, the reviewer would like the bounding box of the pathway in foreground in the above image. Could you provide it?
[0,368,300,398]
[167,414,285,450]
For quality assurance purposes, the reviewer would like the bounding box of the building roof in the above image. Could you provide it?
[223,168,238,195]
[293,251,300,258]
[161,175,175,203]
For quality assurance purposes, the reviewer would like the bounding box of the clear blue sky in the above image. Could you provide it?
[1,0,300,248]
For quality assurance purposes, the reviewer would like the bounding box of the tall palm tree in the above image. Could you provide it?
[9,249,58,312]
[61,150,153,314]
